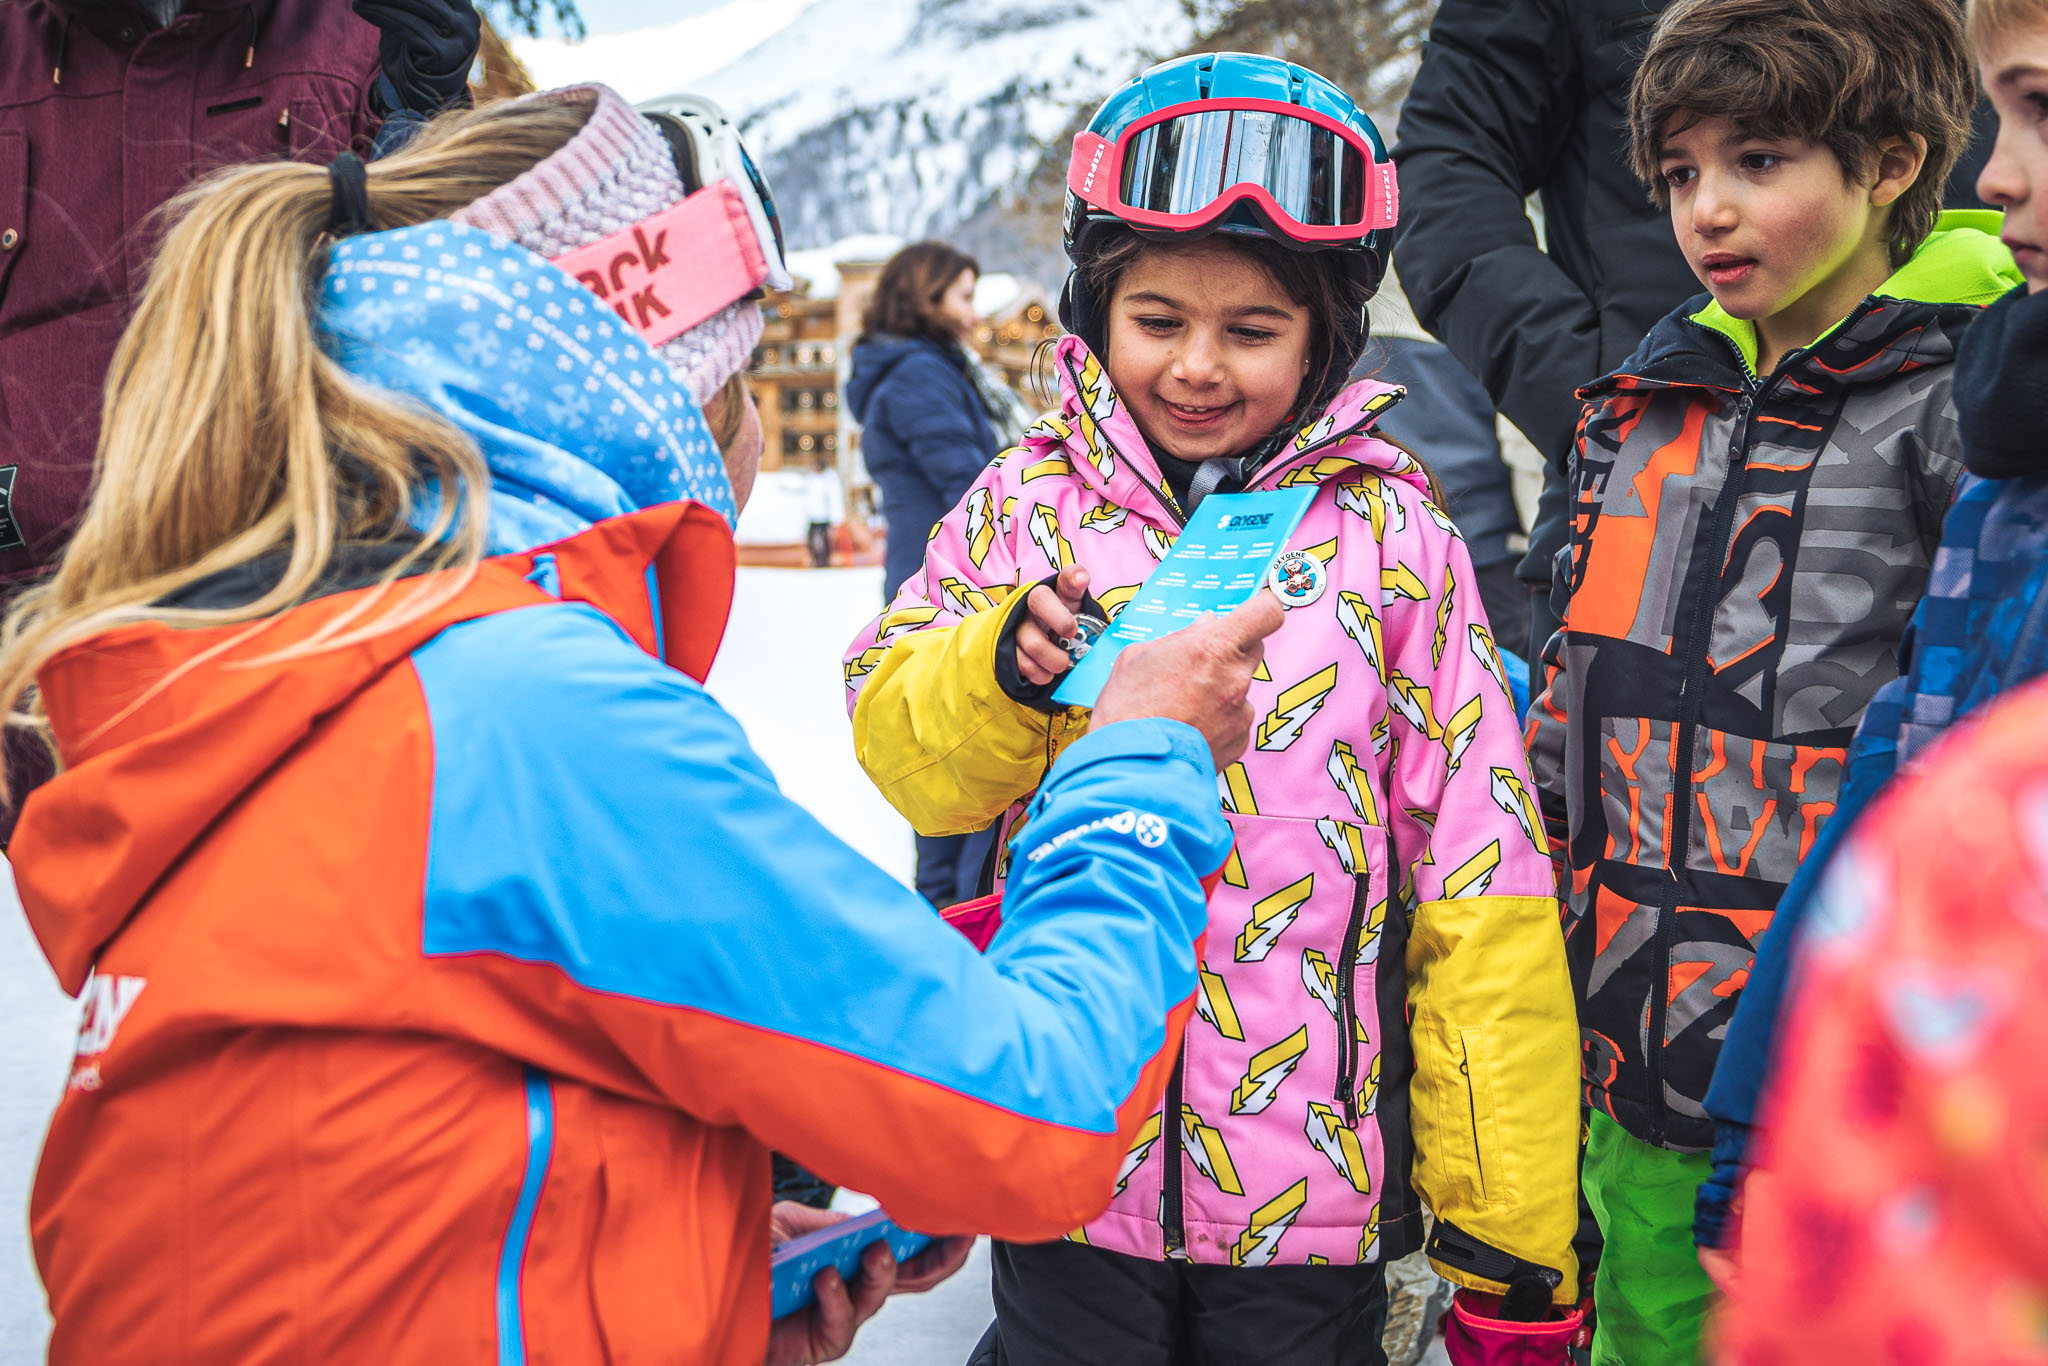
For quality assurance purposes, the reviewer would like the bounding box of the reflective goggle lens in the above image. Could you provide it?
[1120,109,1368,229]
[734,140,787,262]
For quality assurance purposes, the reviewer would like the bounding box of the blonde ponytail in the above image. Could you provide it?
[0,96,597,795]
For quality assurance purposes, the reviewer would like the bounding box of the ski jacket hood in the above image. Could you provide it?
[1527,212,2015,1151]
[843,333,1583,1296]
[24,216,746,993]
[318,221,738,552]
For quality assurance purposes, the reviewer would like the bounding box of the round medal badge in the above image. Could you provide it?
[1268,548,1328,608]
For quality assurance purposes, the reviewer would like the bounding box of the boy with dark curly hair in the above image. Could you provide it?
[1523,0,2019,1360]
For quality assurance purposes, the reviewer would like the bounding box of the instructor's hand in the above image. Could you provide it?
[1089,592,1285,772]
[1013,565,1092,686]
[764,1204,891,1365]
[761,1204,973,1366]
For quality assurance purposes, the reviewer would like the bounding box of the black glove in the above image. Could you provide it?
[993,572,1108,713]
[351,0,481,118]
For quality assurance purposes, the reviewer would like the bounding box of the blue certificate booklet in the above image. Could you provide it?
[1053,487,1318,709]
[770,1209,933,1319]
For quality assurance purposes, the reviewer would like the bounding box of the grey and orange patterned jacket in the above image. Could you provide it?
[1526,212,2020,1152]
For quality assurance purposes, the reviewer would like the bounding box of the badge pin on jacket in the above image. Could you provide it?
[1269,549,1328,608]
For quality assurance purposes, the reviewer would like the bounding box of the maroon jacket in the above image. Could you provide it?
[0,0,381,586]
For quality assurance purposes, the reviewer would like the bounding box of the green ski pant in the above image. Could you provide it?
[1583,1112,1714,1366]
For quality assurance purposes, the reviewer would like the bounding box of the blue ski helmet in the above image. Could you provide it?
[1059,52,1395,376]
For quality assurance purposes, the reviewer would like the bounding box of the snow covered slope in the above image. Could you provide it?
[516,0,1192,252]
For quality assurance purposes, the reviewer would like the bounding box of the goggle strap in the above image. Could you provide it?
[1369,160,1398,230]
[549,182,768,348]
[1068,130,1120,207]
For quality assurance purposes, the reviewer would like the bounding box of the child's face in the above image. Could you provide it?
[1976,32,2048,293]
[1104,240,1312,464]
[1656,113,1911,337]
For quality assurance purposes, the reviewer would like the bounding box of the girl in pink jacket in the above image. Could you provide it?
[843,55,1581,1366]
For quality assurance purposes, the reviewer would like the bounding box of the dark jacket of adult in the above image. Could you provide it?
[0,0,383,588]
[848,333,999,600]
[1391,0,1699,648]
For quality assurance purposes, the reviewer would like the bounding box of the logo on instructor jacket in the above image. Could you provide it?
[68,973,146,1093]
[1025,809,1169,863]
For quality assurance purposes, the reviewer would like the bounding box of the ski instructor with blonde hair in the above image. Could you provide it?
[0,84,1283,1366]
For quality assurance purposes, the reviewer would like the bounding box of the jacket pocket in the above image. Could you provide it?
[1455,1026,1503,1206]
[0,131,26,325]
[284,95,351,163]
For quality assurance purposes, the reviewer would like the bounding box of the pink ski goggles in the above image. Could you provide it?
[1067,99,1398,242]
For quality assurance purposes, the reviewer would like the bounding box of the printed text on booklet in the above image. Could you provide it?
[1053,487,1316,708]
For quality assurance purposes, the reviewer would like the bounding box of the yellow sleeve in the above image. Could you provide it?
[1405,892,1581,1303]
[851,586,1087,836]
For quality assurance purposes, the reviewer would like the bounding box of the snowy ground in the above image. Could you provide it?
[0,566,1442,1363]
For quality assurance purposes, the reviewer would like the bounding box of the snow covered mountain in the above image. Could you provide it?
[515,0,1194,274]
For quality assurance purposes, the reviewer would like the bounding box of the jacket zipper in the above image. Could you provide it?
[1456,1033,1493,1202]
[1646,374,1754,1146]
[1162,1049,1189,1258]
[1239,404,1405,497]
[1333,875,1370,1125]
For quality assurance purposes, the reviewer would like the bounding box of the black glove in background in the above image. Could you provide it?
[351,0,481,117]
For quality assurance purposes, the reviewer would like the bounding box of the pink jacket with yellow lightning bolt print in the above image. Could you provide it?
[842,335,1580,1300]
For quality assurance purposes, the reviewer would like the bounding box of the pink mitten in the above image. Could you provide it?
[1442,1290,1584,1366]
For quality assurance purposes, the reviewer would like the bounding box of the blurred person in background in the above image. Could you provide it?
[805,449,845,568]
[1706,675,2048,1364]
[0,0,477,835]
[847,239,1016,908]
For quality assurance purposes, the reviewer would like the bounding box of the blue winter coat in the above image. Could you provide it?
[848,334,999,599]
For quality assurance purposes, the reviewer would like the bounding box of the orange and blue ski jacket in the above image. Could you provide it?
[12,221,1234,1365]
